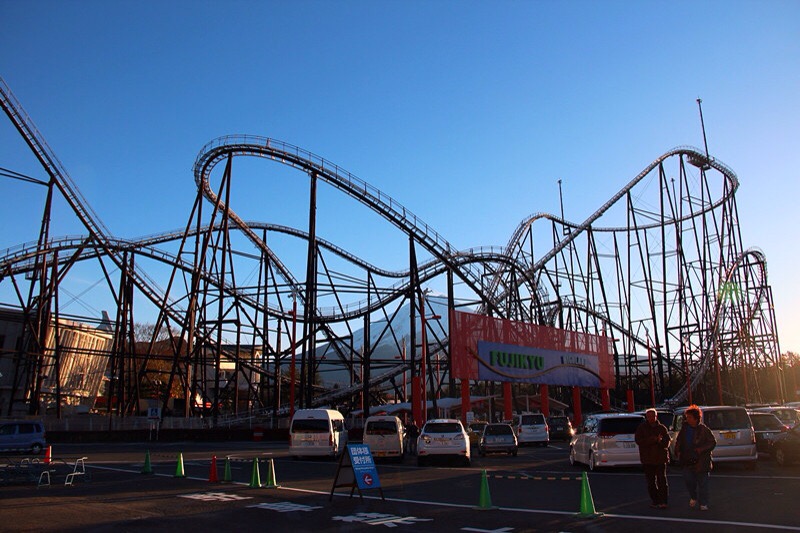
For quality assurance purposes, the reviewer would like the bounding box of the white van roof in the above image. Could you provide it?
[292,408,344,419]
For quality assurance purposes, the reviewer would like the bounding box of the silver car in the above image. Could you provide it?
[0,420,47,454]
[569,413,644,470]
[478,423,518,457]
[669,406,757,469]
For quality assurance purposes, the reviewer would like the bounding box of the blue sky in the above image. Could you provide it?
[1,1,799,352]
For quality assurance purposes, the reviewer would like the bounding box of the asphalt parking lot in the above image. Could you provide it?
[2,441,799,532]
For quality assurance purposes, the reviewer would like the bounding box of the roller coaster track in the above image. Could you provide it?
[1,74,783,417]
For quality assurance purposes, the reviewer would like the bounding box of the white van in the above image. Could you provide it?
[363,415,405,461]
[289,409,348,458]
[513,412,550,446]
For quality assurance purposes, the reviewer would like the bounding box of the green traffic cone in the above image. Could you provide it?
[474,469,496,510]
[174,452,186,478]
[263,458,280,488]
[141,450,153,475]
[223,456,232,482]
[576,471,603,518]
[249,458,261,488]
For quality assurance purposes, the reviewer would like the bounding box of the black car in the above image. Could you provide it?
[547,416,574,440]
[772,423,800,466]
[748,412,787,453]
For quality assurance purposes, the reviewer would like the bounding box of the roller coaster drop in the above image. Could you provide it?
[0,76,786,423]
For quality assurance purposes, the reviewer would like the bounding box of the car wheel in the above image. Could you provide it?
[511,450,518,457]
[569,446,578,466]
[588,452,597,471]
[542,442,548,448]
[744,460,757,471]
[31,443,43,454]
[463,457,471,467]
[775,448,787,466]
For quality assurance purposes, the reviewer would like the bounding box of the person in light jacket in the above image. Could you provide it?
[673,405,716,511]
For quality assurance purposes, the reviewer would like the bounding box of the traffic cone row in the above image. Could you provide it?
[223,456,232,482]
[474,469,496,510]
[141,450,153,474]
[576,471,602,518]
[263,458,280,489]
[208,455,219,483]
[249,458,261,488]
[174,452,185,478]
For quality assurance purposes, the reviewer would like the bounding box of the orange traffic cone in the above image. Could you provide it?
[44,445,52,465]
[208,455,219,483]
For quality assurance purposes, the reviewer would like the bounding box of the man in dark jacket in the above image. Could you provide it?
[635,408,671,508]
[673,405,717,511]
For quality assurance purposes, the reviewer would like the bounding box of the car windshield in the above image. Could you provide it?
[292,419,330,433]
[424,422,462,434]
[549,417,568,424]
[597,417,642,434]
[751,415,784,431]
[520,414,545,425]
[365,421,398,435]
[484,424,513,435]
[703,409,752,430]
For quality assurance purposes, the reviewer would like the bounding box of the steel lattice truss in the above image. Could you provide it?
[0,76,784,420]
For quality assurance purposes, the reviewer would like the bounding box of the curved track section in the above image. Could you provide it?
[0,75,783,420]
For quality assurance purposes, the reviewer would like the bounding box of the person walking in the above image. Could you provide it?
[673,405,717,511]
[406,420,420,455]
[635,408,671,509]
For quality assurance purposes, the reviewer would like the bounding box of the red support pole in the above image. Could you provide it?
[600,388,610,412]
[460,379,471,425]
[540,384,550,417]
[503,382,513,421]
[626,389,635,413]
[572,386,582,427]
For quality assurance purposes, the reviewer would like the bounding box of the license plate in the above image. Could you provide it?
[435,438,449,443]
[723,431,737,440]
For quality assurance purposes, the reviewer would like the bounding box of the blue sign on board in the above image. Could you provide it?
[347,443,381,490]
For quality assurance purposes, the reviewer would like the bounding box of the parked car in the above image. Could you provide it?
[0,420,47,454]
[417,419,471,466]
[753,407,800,429]
[634,409,674,429]
[772,423,800,466]
[547,416,575,441]
[669,406,757,469]
[747,411,788,453]
[288,409,348,458]
[478,423,518,457]
[513,412,549,447]
[467,421,488,447]
[363,415,405,461]
[569,413,644,470]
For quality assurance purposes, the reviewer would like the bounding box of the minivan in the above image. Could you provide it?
[513,412,549,446]
[569,413,644,470]
[0,420,47,454]
[288,409,348,458]
[363,415,405,461]
[669,406,757,469]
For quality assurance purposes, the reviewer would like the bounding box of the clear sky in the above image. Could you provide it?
[1,1,798,352]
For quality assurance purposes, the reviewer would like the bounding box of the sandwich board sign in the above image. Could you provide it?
[329,443,384,501]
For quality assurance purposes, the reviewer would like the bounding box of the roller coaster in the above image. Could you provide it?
[0,75,786,423]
